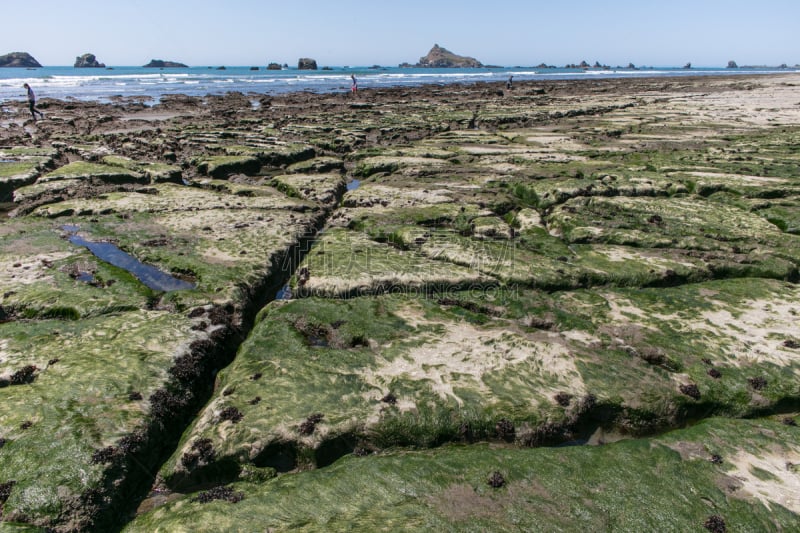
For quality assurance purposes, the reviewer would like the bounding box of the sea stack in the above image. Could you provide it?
[143,59,189,68]
[74,53,106,68]
[298,58,318,70]
[0,52,42,68]
[415,44,483,68]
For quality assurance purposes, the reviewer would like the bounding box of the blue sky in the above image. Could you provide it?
[2,0,798,67]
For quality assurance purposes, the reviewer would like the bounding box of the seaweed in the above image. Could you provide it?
[0,480,16,504]
[380,392,398,405]
[487,471,506,488]
[554,392,573,407]
[219,406,243,424]
[299,413,324,435]
[679,384,701,400]
[181,438,216,468]
[191,485,244,504]
[9,365,38,385]
[150,389,192,422]
[703,515,727,533]
[495,419,515,442]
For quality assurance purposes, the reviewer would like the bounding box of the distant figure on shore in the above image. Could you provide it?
[351,74,358,94]
[506,75,513,90]
[23,83,44,121]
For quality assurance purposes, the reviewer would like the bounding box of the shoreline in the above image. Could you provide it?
[2,70,796,106]
[1,66,798,104]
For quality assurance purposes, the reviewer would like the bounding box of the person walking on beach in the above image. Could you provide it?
[351,74,358,95]
[23,83,44,121]
[506,75,513,90]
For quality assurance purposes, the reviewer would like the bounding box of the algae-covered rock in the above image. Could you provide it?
[294,228,495,297]
[101,156,182,184]
[3,68,800,531]
[223,143,315,167]
[285,156,344,174]
[157,294,586,487]
[0,310,199,527]
[352,155,449,178]
[157,277,800,490]
[0,148,57,201]
[271,173,346,206]
[193,155,261,179]
[38,161,147,186]
[127,417,800,532]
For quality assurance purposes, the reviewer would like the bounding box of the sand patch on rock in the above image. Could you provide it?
[343,184,453,208]
[692,296,800,368]
[686,171,790,186]
[726,449,800,513]
[0,251,74,287]
[364,311,584,408]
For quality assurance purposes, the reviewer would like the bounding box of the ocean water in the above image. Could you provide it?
[0,65,796,104]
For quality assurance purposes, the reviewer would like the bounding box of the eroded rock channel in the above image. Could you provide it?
[1,75,799,531]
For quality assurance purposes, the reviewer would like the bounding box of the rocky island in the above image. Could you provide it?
[0,52,42,68]
[1,72,799,532]
[412,44,483,68]
[74,53,106,68]
[297,58,318,70]
[143,59,189,68]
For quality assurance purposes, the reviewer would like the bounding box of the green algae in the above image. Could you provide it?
[193,155,261,179]
[271,173,345,206]
[125,417,800,532]
[352,156,450,178]
[18,184,321,305]
[4,75,800,530]
[285,156,344,174]
[294,228,495,298]
[158,278,800,490]
[0,151,53,201]
[222,143,315,167]
[0,310,197,526]
[101,156,182,184]
[39,161,147,185]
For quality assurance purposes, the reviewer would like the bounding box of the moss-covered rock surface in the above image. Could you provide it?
[1,74,799,530]
[127,417,800,532]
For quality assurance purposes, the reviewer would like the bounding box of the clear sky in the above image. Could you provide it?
[2,0,798,67]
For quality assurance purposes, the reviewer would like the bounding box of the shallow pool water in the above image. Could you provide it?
[64,227,195,292]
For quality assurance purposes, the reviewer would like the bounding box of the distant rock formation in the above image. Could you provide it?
[415,44,483,68]
[565,61,591,69]
[298,58,318,70]
[726,60,738,69]
[267,63,282,70]
[74,53,105,68]
[143,59,188,68]
[0,52,42,68]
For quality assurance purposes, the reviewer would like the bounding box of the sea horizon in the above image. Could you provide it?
[1,64,798,104]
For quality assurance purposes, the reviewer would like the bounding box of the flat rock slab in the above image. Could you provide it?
[127,417,800,532]
[0,310,200,525]
[157,278,800,490]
